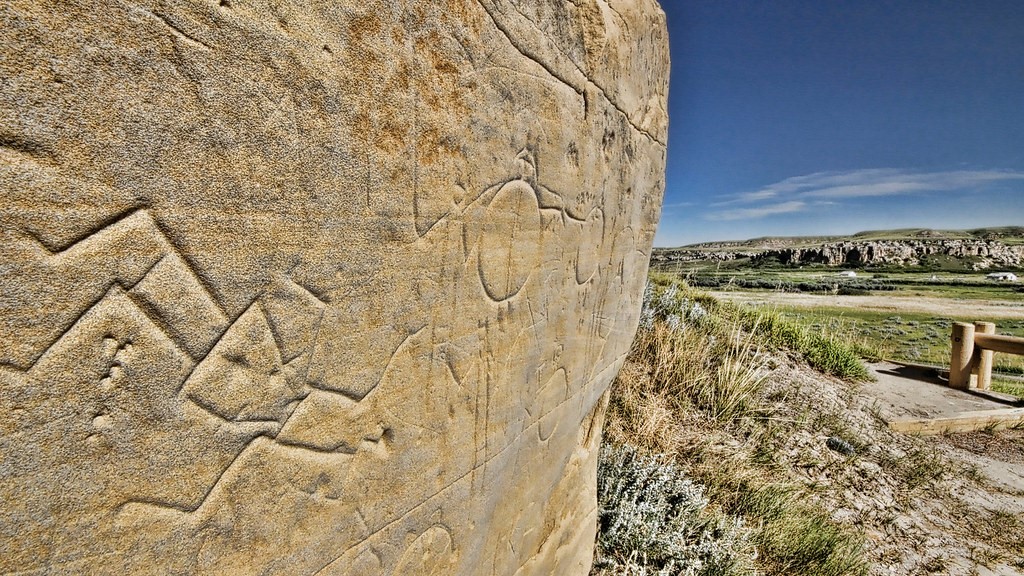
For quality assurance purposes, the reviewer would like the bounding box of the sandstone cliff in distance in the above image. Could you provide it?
[654,228,1024,270]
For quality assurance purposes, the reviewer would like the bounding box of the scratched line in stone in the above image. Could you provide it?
[0,0,668,572]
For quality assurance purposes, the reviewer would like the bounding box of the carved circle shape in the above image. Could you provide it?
[392,525,454,576]
[536,369,568,441]
[477,180,541,302]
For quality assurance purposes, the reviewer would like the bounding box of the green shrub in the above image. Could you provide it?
[803,336,872,381]
[735,308,871,381]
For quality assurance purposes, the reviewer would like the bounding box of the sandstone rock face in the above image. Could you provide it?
[759,240,1024,269]
[0,1,668,574]
[655,240,1024,270]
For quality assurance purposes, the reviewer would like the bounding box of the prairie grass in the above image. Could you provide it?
[648,274,871,381]
[733,306,872,381]
[629,321,769,424]
[596,278,870,576]
[879,447,946,492]
[991,376,1024,398]
[764,307,1024,384]
[695,471,868,576]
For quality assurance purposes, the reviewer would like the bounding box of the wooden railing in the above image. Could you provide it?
[949,322,1024,390]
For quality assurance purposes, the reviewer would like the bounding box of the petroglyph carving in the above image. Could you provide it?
[305,311,417,400]
[277,389,390,454]
[393,525,457,575]
[576,207,605,284]
[183,303,305,423]
[261,274,327,364]
[0,0,668,573]
[478,179,542,302]
[0,208,217,368]
[335,548,384,576]
[535,369,569,441]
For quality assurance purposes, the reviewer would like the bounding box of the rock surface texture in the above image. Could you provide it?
[655,240,1024,270]
[0,1,668,574]
[758,240,1024,269]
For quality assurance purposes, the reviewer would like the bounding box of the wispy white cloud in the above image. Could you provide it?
[731,189,780,203]
[706,168,1024,220]
[707,201,807,221]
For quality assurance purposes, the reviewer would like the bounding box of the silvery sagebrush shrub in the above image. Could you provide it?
[639,283,709,333]
[639,283,658,331]
[594,444,751,576]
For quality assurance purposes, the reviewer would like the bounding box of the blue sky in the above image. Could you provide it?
[655,0,1024,246]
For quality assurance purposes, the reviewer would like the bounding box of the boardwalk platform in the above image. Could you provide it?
[864,361,1024,435]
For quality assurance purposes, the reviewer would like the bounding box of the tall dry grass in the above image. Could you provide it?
[595,278,869,576]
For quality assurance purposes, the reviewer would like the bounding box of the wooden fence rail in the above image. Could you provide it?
[949,321,1024,390]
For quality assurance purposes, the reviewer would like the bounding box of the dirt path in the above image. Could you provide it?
[772,358,1024,575]
[864,361,1024,495]
[709,290,1024,319]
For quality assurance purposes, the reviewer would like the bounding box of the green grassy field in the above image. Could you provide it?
[771,306,1024,374]
[652,264,1024,398]
[653,264,1024,301]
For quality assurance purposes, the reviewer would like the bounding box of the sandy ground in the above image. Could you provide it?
[757,357,1024,575]
[709,290,1024,319]
[864,361,1024,495]
[864,362,1021,420]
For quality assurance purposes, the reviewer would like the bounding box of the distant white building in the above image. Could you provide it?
[986,272,1018,282]
[837,270,857,278]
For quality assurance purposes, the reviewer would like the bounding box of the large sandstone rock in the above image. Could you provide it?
[758,240,1024,269]
[0,1,668,573]
[656,239,1024,270]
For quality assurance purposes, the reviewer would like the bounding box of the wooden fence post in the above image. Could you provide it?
[974,322,996,391]
[950,322,976,390]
